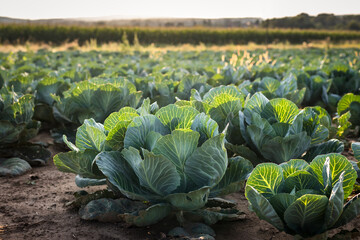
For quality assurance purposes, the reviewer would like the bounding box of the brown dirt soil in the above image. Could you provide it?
[1,133,360,240]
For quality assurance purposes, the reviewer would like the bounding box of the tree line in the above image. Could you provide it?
[264,13,360,31]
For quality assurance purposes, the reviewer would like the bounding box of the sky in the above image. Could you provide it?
[1,0,360,20]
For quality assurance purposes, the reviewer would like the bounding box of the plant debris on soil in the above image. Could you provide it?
[1,133,360,240]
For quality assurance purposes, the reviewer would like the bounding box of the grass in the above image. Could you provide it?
[1,39,360,53]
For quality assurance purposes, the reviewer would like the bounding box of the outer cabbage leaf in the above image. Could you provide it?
[260,132,311,164]
[245,186,284,230]
[280,159,309,179]
[155,104,199,131]
[75,119,107,152]
[96,150,159,201]
[246,163,284,198]
[302,139,344,163]
[333,193,360,228]
[210,156,253,197]
[284,194,328,238]
[124,115,169,150]
[309,153,357,199]
[185,133,228,189]
[0,157,31,176]
[337,93,360,127]
[353,142,360,160]
[325,172,344,228]
[165,187,211,211]
[54,149,104,180]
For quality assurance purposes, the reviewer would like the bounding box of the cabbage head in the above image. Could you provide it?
[176,85,246,146]
[95,104,253,216]
[52,78,142,125]
[0,88,49,176]
[336,93,360,136]
[53,99,156,187]
[238,92,342,163]
[246,153,359,238]
[0,88,39,144]
[239,75,305,106]
[328,63,360,96]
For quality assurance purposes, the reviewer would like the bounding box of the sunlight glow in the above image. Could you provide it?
[1,0,360,20]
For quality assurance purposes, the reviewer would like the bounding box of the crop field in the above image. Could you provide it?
[0,46,360,240]
[2,24,360,46]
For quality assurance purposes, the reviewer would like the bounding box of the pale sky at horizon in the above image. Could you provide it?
[1,0,360,20]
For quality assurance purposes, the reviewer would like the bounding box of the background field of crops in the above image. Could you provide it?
[1,24,360,45]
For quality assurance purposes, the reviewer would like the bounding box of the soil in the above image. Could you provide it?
[1,133,360,240]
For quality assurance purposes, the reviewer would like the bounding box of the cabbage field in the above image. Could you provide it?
[0,48,360,239]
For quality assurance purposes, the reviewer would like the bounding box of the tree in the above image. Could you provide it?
[348,21,360,31]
